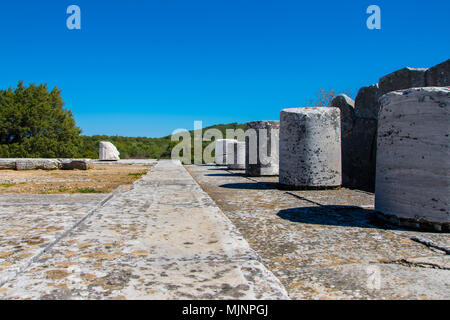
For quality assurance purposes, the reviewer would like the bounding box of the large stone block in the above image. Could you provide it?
[15,159,61,170]
[379,67,427,96]
[331,95,355,187]
[426,59,450,87]
[226,141,246,170]
[214,139,236,165]
[349,118,378,192]
[0,159,16,170]
[245,121,280,176]
[376,87,450,231]
[354,84,381,120]
[279,107,341,188]
[351,84,382,192]
[99,141,120,161]
[60,159,93,170]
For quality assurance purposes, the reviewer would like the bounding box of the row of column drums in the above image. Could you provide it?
[214,87,449,232]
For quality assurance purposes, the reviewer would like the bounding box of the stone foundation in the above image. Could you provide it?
[375,87,450,231]
[279,107,342,188]
[245,121,280,176]
[226,141,246,170]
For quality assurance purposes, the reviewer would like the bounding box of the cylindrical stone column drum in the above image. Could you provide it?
[375,87,450,232]
[215,139,236,165]
[226,141,246,170]
[279,107,342,188]
[245,121,280,176]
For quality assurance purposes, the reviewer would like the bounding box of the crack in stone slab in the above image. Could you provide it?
[411,237,450,255]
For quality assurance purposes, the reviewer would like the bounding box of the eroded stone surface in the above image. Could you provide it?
[186,165,450,299]
[331,95,355,186]
[15,159,61,171]
[379,67,427,96]
[99,142,120,161]
[0,160,287,300]
[279,107,341,188]
[245,121,280,176]
[226,141,246,170]
[0,194,106,285]
[215,139,237,166]
[426,59,450,87]
[59,159,93,170]
[376,87,450,230]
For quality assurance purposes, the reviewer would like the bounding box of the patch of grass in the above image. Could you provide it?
[76,187,103,194]
[19,182,27,185]
[128,172,147,177]
[58,188,69,193]
[0,183,15,188]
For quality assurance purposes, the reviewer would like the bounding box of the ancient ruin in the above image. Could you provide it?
[99,141,120,161]
[279,107,342,188]
[226,140,246,170]
[340,59,450,192]
[245,121,280,176]
[375,87,450,232]
[214,139,236,166]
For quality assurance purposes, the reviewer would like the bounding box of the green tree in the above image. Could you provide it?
[0,81,82,158]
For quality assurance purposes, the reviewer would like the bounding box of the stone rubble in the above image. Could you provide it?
[0,158,93,171]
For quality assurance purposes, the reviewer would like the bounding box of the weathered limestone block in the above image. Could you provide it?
[215,139,236,165]
[331,95,355,187]
[354,84,381,120]
[245,121,280,176]
[279,107,342,188]
[60,159,93,170]
[0,159,16,170]
[349,84,383,192]
[379,67,427,95]
[99,141,120,161]
[226,141,246,170]
[15,159,61,170]
[376,87,450,231]
[349,118,378,192]
[426,59,450,87]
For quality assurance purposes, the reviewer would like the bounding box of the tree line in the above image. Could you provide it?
[0,82,246,159]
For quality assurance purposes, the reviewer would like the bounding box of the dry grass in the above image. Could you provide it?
[0,164,152,194]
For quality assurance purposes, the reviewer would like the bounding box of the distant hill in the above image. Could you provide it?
[77,123,246,160]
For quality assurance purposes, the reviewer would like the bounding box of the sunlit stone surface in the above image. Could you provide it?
[245,121,280,176]
[279,107,342,188]
[376,87,450,231]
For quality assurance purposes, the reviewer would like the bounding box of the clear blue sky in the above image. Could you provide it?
[1,1,449,137]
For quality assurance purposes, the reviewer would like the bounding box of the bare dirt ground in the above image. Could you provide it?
[0,164,152,194]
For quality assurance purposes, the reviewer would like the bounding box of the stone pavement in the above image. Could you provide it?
[0,160,287,299]
[186,165,450,300]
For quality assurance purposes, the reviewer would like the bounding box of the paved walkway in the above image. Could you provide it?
[186,165,450,300]
[0,160,287,299]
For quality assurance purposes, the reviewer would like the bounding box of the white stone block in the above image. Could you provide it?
[376,87,450,230]
[279,107,342,188]
[245,121,279,176]
[15,159,61,170]
[99,141,120,161]
[214,139,236,166]
[226,141,246,170]
[0,159,16,170]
